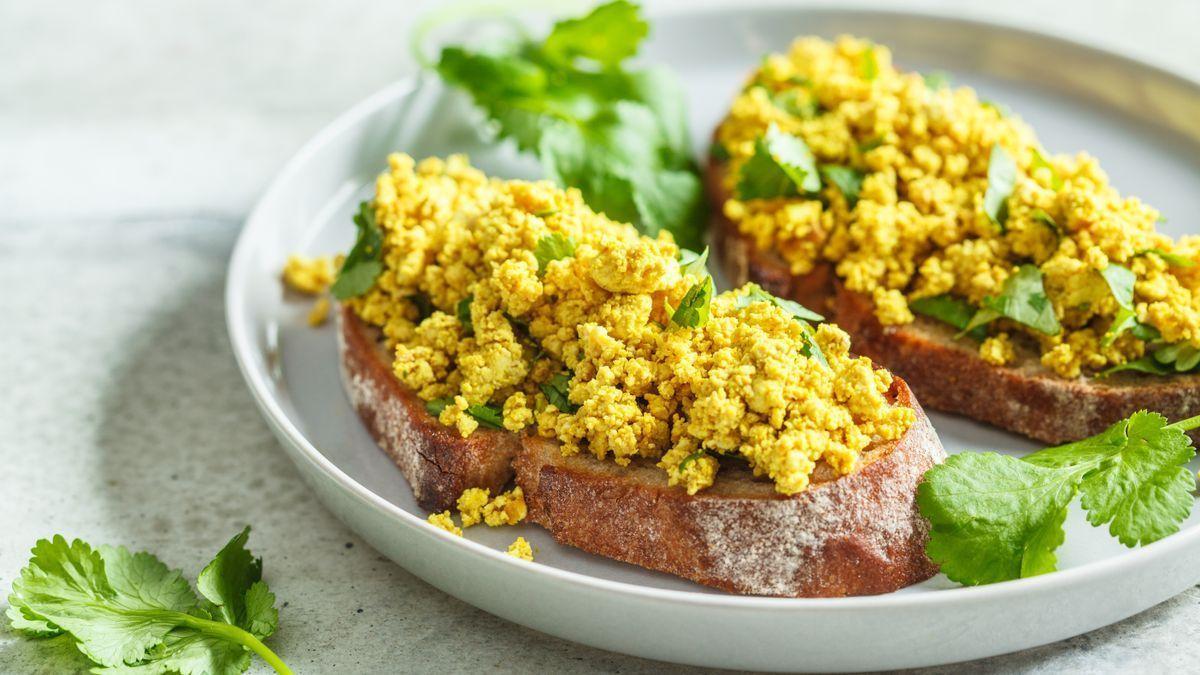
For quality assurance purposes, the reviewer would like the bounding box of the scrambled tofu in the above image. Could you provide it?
[427,511,462,536]
[282,255,333,295]
[348,153,913,495]
[507,537,534,561]
[715,36,1200,377]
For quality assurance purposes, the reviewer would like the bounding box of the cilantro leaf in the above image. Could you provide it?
[1031,208,1059,235]
[819,165,865,207]
[736,124,821,200]
[919,411,1199,585]
[331,202,385,300]
[983,145,1017,229]
[910,294,987,340]
[678,246,709,277]
[671,276,714,328]
[1154,343,1200,373]
[1098,264,1140,346]
[769,88,819,119]
[1030,148,1062,191]
[424,398,503,428]
[456,295,474,335]
[540,372,577,413]
[1141,248,1195,268]
[676,450,707,474]
[963,264,1061,336]
[534,233,576,273]
[860,44,878,81]
[709,142,731,162]
[542,0,646,68]
[923,71,951,90]
[433,1,705,249]
[1100,355,1172,378]
[7,531,290,674]
[196,528,277,640]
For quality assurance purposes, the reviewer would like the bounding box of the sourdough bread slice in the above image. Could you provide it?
[515,377,944,597]
[337,302,945,596]
[337,305,520,512]
[707,157,1200,444]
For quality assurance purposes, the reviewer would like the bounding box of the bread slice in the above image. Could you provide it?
[707,157,1200,444]
[338,303,945,596]
[337,305,520,512]
[515,376,943,597]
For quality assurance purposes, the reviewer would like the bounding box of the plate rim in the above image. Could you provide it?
[225,4,1200,612]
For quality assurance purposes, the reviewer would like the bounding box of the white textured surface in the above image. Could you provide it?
[2,0,1199,672]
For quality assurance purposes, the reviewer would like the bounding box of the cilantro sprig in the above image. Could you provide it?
[919,412,1199,585]
[432,1,705,249]
[425,398,505,429]
[670,276,715,329]
[331,201,384,300]
[910,294,986,341]
[534,233,576,274]
[736,124,821,200]
[7,528,291,674]
[982,144,1017,230]
[540,372,577,413]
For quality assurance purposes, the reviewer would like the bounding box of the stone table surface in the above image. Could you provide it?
[3,0,1199,672]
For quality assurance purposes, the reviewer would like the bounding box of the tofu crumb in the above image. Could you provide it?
[307,296,331,327]
[282,255,333,295]
[980,333,1015,366]
[427,511,462,536]
[457,487,490,528]
[506,536,534,561]
[483,487,527,526]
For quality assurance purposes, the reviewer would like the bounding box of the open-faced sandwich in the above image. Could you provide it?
[310,153,946,597]
[707,36,1200,444]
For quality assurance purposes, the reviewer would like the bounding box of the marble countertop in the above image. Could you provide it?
[3,1,1199,672]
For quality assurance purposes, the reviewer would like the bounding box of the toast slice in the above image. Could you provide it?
[338,303,944,596]
[515,376,943,597]
[707,157,1200,444]
[337,304,520,512]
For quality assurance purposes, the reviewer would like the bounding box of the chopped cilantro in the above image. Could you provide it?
[670,276,714,328]
[678,246,709,277]
[1141,248,1195,268]
[1031,208,1059,235]
[709,141,731,162]
[963,264,1061,336]
[540,372,577,413]
[819,165,865,207]
[1030,149,1063,190]
[534,233,576,273]
[425,398,504,428]
[982,145,1017,230]
[676,450,707,473]
[923,71,951,90]
[860,45,878,81]
[910,294,986,340]
[736,124,821,200]
[331,201,384,300]
[456,295,474,335]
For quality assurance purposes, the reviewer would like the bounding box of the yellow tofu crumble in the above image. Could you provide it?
[715,36,1200,378]
[507,537,534,561]
[346,153,913,495]
[427,511,462,536]
[282,255,333,295]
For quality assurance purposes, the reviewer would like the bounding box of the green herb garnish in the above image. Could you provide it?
[676,450,707,473]
[1030,208,1059,235]
[670,276,714,328]
[540,372,577,413]
[860,45,878,81]
[709,141,731,162]
[919,411,1200,585]
[982,145,1017,230]
[1098,264,1138,347]
[1155,343,1200,373]
[331,201,384,300]
[534,233,577,273]
[1100,356,1173,377]
[819,165,865,207]
[7,529,291,674]
[858,136,885,153]
[910,294,986,340]
[1030,149,1062,191]
[457,294,474,335]
[770,88,819,119]
[433,0,705,249]
[736,124,821,200]
[963,264,1061,336]
[678,246,709,277]
[534,208,559,219]
[923,71,951,90]
[1141,248,1195,268]
[425,398,504,428]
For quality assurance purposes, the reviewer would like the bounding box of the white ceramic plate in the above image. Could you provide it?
[226,7,1200,671]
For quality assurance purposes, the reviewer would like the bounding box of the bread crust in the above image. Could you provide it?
[337,305,519,512]
[707,156,1200,444]
[515,378,944,598]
